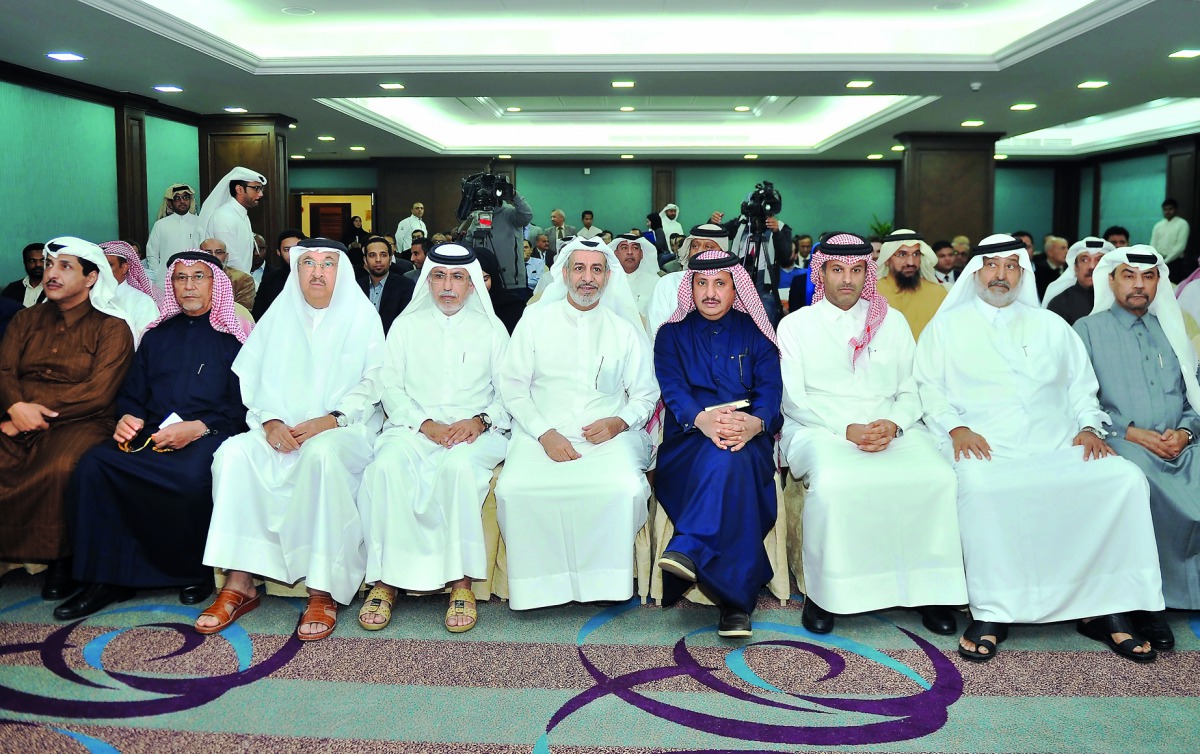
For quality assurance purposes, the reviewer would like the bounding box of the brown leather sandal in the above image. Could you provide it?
[194,588,261,635]
[297,594,338,642]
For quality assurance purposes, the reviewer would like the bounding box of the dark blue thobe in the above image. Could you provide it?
[70,314,246,587]
[654,309,783,613]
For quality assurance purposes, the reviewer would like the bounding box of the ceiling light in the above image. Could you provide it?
[994,154,1009,160]
[288,123,297,129]
[281,7,316,15]
[620,154,635,159]
[846,80,873,89]
[1077,80,1109,89]
[506,107,522,112]
[497,154,512,159]
[379,83,405,90]
[154,85,183,93]
[46,52,85,62]
[1010,103,1037,111]
[619,106,635,112]
[611,81,635,88]
[1168,50,1200,59]
[934,2,968,9]
[743,154,759,160]
[317,135,335,141]
[290,155,306,159]
[224,107,248,113]
[349,146,366,151]
[961,120,985,127]
[867,153,884,160]
[890,145,905,152]
[734,105,751,112]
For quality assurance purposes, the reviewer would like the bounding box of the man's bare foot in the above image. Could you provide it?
[299,589,336,638]
[195,571,255,630]
[358,583,397,627]
[445,578,476,632]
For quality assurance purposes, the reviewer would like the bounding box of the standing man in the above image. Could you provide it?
[495,238,658,610]
[199,166,266,273]
[874,230,948,340]
[146,183,203,290]
[357,244,510,633]
[394,201,428,256]
[359,236,415,334]
[1074,246,1200,651]
[0,237,135,599]
[914,234,1164,664]
[654,250,782,637]
[547,209,577,255]
[198,239,384,642]
[198,238,257,312]
[100,241,161,345]
[1103,226,1131,248]
[2,243,46,307]
[1151,199,1191,280]
[1042,237,1116,325]
[658,204,684,248]
[53,250,249,619]
[458,187,533,300]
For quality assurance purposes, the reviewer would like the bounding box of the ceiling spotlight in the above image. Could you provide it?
[281,7,316,15]
[290,155,306,159]
[46,52,85,62]
[154,85,183,93]
[1077,80,1109,89]
[845,80,873,89]
[890,145,905,152]
[611,81,635,88]
[620,154,635,159]
[1010,103,1037,111]
[866,154,884,160]
[317,135,335,141]
[379,83,405,90]
[743,154,759,160]
[497,154,512,159]
[1168,50,1200,59]
[506,107,522,112]
[960,120,985,127]
[288,123,297,129]
[994,154,1009,160]
[349,146,366,151]
[619,106,636,112]
[224,107,248,113]
[734,105,751,112]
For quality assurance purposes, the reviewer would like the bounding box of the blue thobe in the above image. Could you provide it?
[653,309,782,613]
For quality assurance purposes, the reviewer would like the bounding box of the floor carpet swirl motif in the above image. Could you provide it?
[1,572,1198,753]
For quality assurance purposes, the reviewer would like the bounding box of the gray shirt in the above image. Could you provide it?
[463,191,534,289]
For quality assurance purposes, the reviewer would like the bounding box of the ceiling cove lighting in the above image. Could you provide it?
[46,52,85,62]
[497,154,512,159]
[891,145,905,152]
[611,81,635,88]
[288,123,297,129]
[379,83,405,90]
[290,154,305,159]
[1168,50,1200,59]
[961,120,985,127]
[505,107,522,112]
[734,105,751,112]
[619,106,636,112]
[349,146,366,151]
[994,154,1009,160]
[866,153,884,160]
[317,135,335,141]
[154,85,183,93]
[846,80,873,89]
[743,154,759,160]
[224,107,248,113]
[1010,103,1037,111]
[620,154,635,159]
[1077,80,1109,89]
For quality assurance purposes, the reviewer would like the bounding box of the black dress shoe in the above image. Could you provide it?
[657,551,697,582]
[41,559,79,601]
[718,605,752,638]
[916,605,958,635]
[1131,610,1175,651]
[802,597,834,634]
[53,583,134,620]
[179,579,215,605]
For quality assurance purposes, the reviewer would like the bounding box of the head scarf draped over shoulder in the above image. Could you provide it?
[145,250,250,344]
[810,232,888,368]
[933,234,1039,319]
[44,236,130,329]
[398,243,502,326]
[532,236,645,341]
[197,166,266,229]
[100,240,154,297]
[661,249,777,349]
[877,229,939,284]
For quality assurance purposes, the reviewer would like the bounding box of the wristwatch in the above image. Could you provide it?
[1082,425,1105,440]
[1181,428,1195,445]
[330,411,348,428]
[476,413,492,431]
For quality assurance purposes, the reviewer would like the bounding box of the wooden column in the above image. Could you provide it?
[1164,135,1199,262]
[652,164,676,214]
[198,115,293,251]
[115,99,149,243]
[895,132,1004,244]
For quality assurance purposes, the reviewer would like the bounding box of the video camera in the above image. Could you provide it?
[456,172,515,220]
[740,180,782,234]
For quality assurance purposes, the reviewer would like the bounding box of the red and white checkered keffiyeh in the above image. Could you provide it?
[660,250,778,348]
[811,233,889,369]
[144,256,251,344]
[100,241,154,297]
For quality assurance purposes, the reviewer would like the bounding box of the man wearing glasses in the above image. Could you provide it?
[875,230,949,340]
[198,167,266,274]
[146,183,203,291]
[52,250,249,620]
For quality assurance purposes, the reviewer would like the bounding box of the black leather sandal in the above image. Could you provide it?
[958,619,1009,663]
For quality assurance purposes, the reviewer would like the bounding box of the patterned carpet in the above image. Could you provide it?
[1,570,1198,754]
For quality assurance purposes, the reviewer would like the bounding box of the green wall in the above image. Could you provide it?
[0,81,118,284]
[516,164,653,235]
[145,116,200,230]
[1097,153,1167,245]
[290,165,378,191]
[994,166,1055,242]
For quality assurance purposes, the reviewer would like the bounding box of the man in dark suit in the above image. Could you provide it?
[2,243,47,307]
[360,236,415,334]
[251,228,306,321]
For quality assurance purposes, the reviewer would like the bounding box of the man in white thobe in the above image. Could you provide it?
[610,234,661,331]
[780,232,966,637]
[146,183,203,291]
[647,224,731,334]
[199,166,266,273]
[198,239,385,642]
[394,201,428,255]
[356,244,509,633]
[100,241,161,346]
[658,203,684,247]
[496,237,659,610]
[914,233,1164,664]
[1150,198,1190,267]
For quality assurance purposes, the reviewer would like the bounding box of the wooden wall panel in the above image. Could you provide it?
[897,132,1001,245]
[115,103,148,243]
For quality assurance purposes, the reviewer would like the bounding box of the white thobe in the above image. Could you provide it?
[112,282,161,346]
[358,307,511,590]
[780,299,967,614]
[204,202,255,273]
[1178,282,1200,330]
[914,297,1164,623]
[146,213,204,288]
[495,299,659,610]
[394,215,428,253]
[647,271,684,336]
[626,270,660,330]
[577,226,602,240]
[1151,216,1190,264]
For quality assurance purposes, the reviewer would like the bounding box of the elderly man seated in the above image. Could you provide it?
[53,251,250,619]
[874,230,948,340]
[199,238,257,312]
[356,244,510,633]
[197,239,384,642]
[1073,245,1200,651]
[654,250,782,637]
[914,234,1165,664]
[101,240,161,343]
[0,238,135,599]
[496,238,658,610]
[1042,237,1116,325]
[780,233,966,637]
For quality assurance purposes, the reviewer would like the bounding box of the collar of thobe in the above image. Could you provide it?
[1108,304,1145,330]
[972,294,1020,327]
[57,296,95,327]
[815,296,867,325]
[427,303,470,328]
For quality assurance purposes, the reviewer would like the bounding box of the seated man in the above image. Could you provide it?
[357,235,415,335]
[357,244,509,633]
[647,225,731,333]
[654,250,782,637]
[610,234,661,329]
[1042,237,1115,325]
[874,230,948,340]
[250,229,306,321]
[0,237,134,599]
[914,234,1165,664]
[2,243,46,307]
[101,240,161,344]
[780,233,966,636]
[197,239,385,642]
[496,238,659,610]
[54,251,250,619]
[1074,246,1200,650]
[199,237,257,312]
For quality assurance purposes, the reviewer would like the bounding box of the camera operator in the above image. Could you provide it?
[708,182,792,326]
[455,173,534,302]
